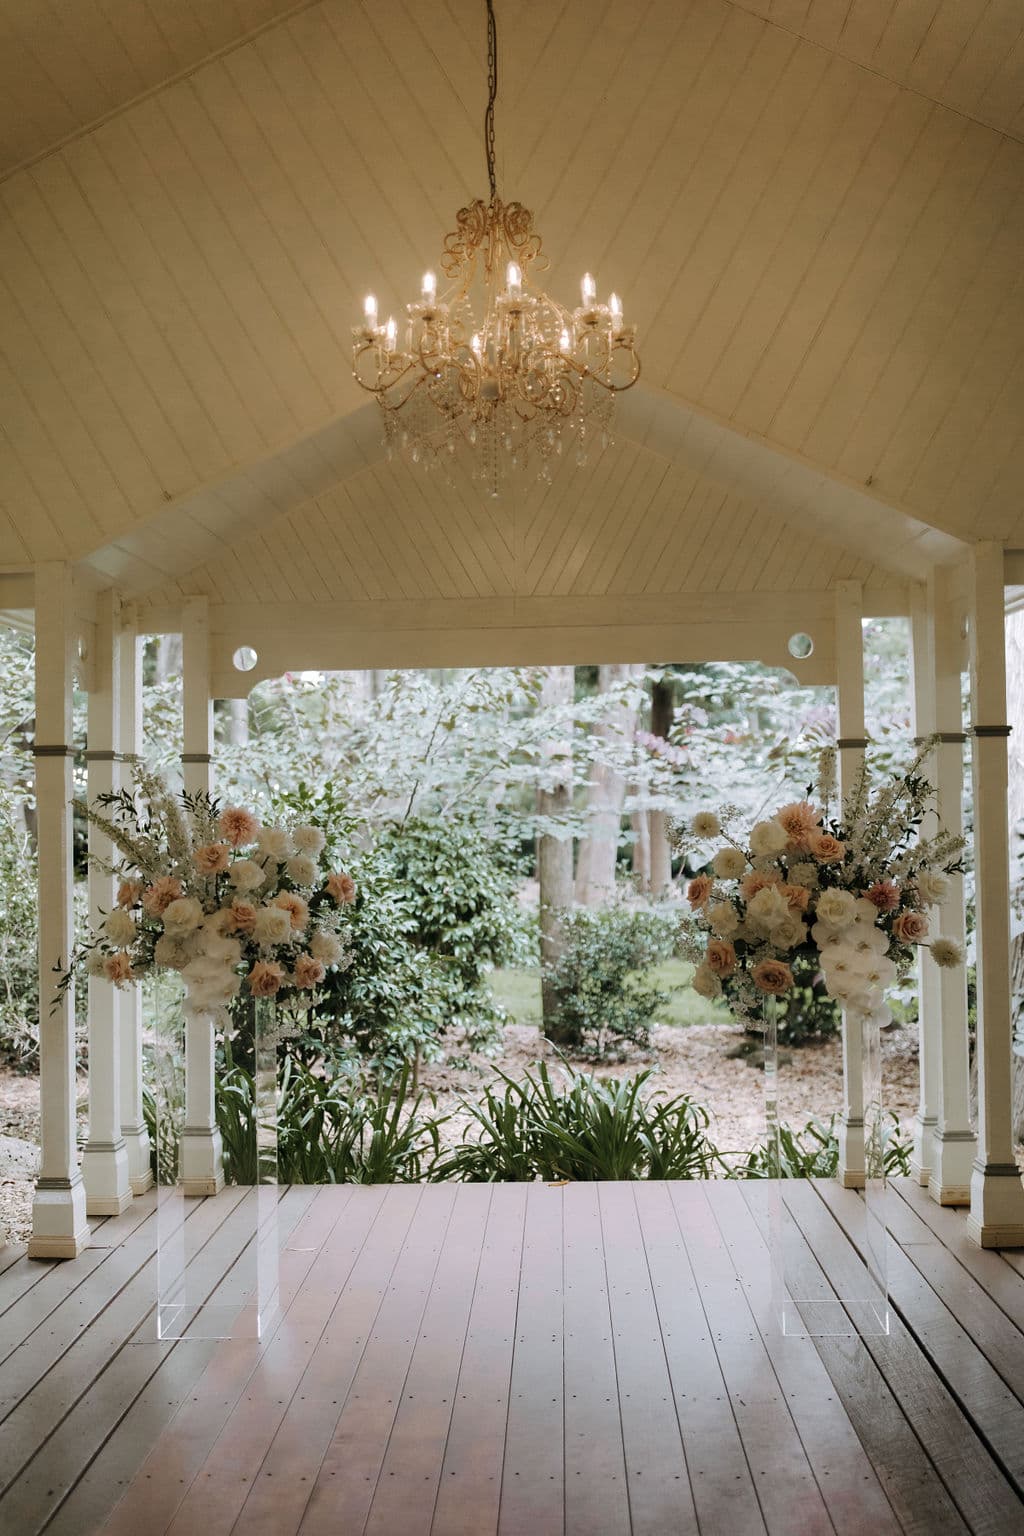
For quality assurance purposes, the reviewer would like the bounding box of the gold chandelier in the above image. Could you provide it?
[351,0,640,494]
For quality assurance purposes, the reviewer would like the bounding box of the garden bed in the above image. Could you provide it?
[0,1022,924,1245]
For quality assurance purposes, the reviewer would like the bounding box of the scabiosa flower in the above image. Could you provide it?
[691,811,721,839]
[711,846,746,880]
[865,880,901,912]
[930,937,964,968]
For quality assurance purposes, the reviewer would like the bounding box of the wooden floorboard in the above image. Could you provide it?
[1,1180,1023,1536]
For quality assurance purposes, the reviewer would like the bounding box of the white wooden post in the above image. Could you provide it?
[180,596,223,1196]
[80,591,132,1215]
[118,613,153,1192]
[909,584,939,1186]
[835,580,866,1188]
[29,562,90,1258]
[967,543,1024,1246]
[928,566,976,1204]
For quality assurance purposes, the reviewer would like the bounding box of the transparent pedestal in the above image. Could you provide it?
[150,973,279,1340]
[764,993,890,1338]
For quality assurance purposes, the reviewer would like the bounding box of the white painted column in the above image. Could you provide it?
[928,566,976,1205]
[966,543,1024,1246]
[117,614,153,1193]
[29,563,90,1259]
[81,592,132,1216]
[180,596,223,1196]
[909,584,940,1186]
[835,580,867,1189]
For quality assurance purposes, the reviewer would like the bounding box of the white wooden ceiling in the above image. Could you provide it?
[0,0,1019,598]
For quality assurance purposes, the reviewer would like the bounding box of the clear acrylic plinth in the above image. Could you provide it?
[151,975,279,1341]
[763,993,890,1338]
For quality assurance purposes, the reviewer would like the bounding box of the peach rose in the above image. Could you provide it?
[142,875,184,916]
[273,891,309,932]
[739,868,781,902]
[116,878,144,908]
[780,882,811,913]
[217,807,260,847]
[807,831,845,863]
[103,951,135,985]
[293,953,326,989]
[751,958,795,995]
[893,910,929,944]
[247,959,285,997]
[226,899,258,934]
[325,872,357,906]
[686,874,714,910]
[705,940,736,977]
[193,841,231,876]
[776,801,820,850]
[865,881,901,912]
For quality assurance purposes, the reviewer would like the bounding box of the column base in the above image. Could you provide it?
[837,1116,865,1189]
[967,1161,1024,1247]
[180,1126,224,1198]
[121,1120,154,1194]
[28,1175,90,1260]
[82,1138,133,1217]
[928,1128,976,1207]
[910,1112,936,1186]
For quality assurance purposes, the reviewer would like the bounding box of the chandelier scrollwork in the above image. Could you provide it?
[351,0,640,493]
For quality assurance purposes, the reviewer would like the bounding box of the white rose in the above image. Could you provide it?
[916,871,949,905]
[771,911,808,951]
[162,896,204,935]
[257,826,293,862]
[815,888,857,932]
[708,901,739,939]
[104,908,137,945]
[746,885,790,934]
[85,948,107,977]
[691,962,722,1000]
[292,825,326,856]
[227,858,265,892]
[253,904,292,948]
[154,932,200,971]
[286,854,318,886]
[749,819,788,857]
[310,928,344,966]
[711,847,746,881]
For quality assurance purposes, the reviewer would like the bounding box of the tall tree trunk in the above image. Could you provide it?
[575,663,639,906]
[631,796,651,892]
[647,673,674,896]
[536,666,575,1044]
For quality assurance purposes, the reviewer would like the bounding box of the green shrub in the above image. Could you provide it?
[433,1060,723,1182]
[542,904,678,1057]
[738,1110,912,1179]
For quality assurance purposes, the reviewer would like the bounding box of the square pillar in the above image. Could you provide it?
[909,583,940,1186]
[966,543,1024,1246]
[117,611,153,1193]
[29,563,89,1259]
[835,580,866,1188]
[928,567,976,1204]
[81,591,132,1216]
[180,596,223,1197]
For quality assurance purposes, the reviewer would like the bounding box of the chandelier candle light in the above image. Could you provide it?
[352,0,640,493]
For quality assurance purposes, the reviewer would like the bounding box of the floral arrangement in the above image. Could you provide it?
[677,742,965,1024]
[62,771,356,1026]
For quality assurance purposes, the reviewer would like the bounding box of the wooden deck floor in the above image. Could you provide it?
[1,1179,1023,1535]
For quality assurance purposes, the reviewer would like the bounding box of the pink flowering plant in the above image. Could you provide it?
[676,741,966,1024]
[59,769,356,1026]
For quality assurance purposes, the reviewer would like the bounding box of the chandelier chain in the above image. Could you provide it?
[485,0,498,203]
